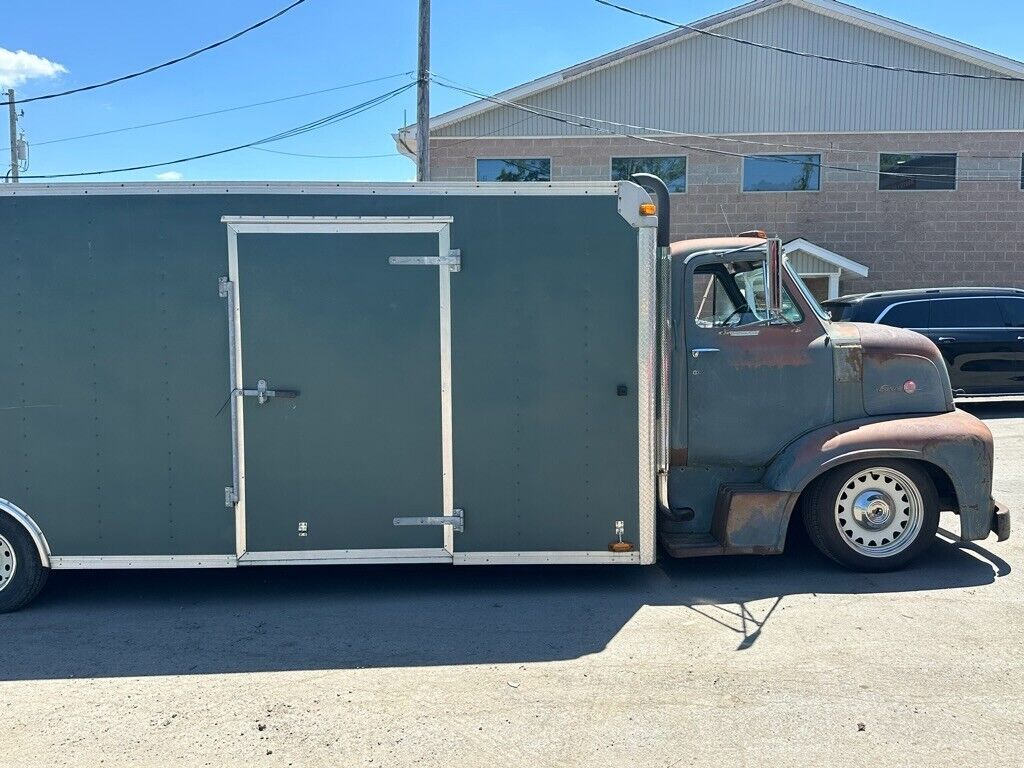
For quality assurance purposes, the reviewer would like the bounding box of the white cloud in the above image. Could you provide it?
[0,48,67,89]
[155,171,183,181]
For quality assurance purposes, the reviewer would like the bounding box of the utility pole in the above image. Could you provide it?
[7,89,18,183]
[416,0,430,182]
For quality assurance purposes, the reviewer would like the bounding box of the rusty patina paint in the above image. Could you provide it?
[711,483,795,554]
[842,322,956,415]
[716,326,817,369]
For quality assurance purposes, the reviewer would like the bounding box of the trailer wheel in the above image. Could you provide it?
[0,514,48,613]
[802,460,939,572]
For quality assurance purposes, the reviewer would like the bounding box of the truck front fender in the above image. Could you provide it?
[763,409,995,541]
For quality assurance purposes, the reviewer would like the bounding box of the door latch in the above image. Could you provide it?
[691,347,720,358]
[238,379,300,405]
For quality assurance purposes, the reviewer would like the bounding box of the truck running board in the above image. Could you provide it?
[658,532,727,558]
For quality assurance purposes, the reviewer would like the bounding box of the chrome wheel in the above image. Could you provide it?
[0,533,16,593]
[834,467,924,558]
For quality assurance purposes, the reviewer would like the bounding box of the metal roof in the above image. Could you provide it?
[395,0,1024,152]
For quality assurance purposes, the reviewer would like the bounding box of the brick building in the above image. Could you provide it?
[395,0,1024,297]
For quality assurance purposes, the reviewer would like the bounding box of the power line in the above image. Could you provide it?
[19,82,414,179]
[429,72,1024,162]
[1,73,413,152]
[250,147,401,159]
[593,0,1024,83]
[432,79,1016,182]
[3,0,312,107]
[257,115,534,163]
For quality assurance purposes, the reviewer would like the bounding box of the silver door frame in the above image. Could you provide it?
[221,215,457,564]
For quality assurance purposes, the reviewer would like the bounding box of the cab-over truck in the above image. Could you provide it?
[0,175,1009,611]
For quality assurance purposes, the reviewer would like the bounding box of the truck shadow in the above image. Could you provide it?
[1,531,1009,682]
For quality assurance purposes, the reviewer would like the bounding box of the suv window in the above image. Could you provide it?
[928,297,1004,328]
[878,301,928,328]
[999,297,1024,328]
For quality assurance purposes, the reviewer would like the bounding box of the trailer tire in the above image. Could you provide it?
[0,514,48,613]
[802,460,939,572]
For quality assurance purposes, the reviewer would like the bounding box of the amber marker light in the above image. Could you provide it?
[639,202,656,216]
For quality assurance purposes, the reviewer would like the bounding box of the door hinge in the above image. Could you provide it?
[393,508,464,533]
[224,486,238,507]
[388,249,461,272]
[218,276,232,298]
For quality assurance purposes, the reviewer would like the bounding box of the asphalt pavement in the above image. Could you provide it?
[2,402,1021,767]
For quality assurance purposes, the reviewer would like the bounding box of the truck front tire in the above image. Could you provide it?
[0,514,48,613]
[802,460,939,571]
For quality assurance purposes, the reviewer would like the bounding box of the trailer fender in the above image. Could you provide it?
[0,499,52,568]
[763,409,995,542]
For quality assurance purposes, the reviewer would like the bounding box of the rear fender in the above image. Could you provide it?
[0,498,52,567]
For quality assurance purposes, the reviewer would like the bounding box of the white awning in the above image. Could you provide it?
[784,238,869,277]
[784,238,868,299]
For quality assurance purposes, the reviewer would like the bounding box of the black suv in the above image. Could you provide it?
[823,287,1024,397]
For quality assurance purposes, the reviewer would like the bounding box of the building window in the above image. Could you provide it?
[742,154,820,192]
[879,153,956,191]
[611,156,687,192]
[476,158,550,182]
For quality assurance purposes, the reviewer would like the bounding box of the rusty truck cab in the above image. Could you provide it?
[659,234,1009,570]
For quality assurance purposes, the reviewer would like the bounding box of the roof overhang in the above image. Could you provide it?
[394,0,1024,153]
[785,237,869,276]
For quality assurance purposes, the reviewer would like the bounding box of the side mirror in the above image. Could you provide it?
[764,237,784,322]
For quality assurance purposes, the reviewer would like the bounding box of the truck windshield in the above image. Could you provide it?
[785,262,832,322]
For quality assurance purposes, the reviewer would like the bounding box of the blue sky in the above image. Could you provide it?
[4,0,1023,183]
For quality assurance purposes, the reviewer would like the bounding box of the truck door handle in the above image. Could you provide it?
[691,347,720,358]
[937,337,957,343]
[238,379,300,405]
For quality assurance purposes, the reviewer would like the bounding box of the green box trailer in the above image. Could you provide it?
[0,181,657,590]
[0,178,1009,611]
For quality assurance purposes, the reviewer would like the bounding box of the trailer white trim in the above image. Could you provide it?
[1,180,626,197]
[239,548,452,565]
[637,224,658,564]
[50,555,236,569]
[454,551,641,565]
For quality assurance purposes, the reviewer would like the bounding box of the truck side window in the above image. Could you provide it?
[692,272,739,327]
[693,262,802,327]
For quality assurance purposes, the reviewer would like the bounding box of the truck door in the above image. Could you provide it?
[223,217,459,563]
[682,256,833,468]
